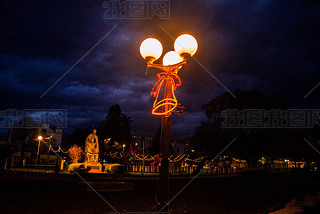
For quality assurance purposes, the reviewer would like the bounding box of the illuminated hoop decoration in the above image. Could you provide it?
[148,60,187,115]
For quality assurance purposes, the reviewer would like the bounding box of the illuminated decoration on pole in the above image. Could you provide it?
[149,60,186,115]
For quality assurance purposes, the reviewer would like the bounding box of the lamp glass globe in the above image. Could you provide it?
[174,34,198,57]
[163,51,183,66]
[140,38,163,60]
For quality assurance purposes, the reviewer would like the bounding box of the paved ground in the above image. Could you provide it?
[0,170,319,214]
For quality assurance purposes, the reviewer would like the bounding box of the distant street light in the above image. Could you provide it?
[140,34,198,212]
[123,144,126,152]
[36,136,43,164]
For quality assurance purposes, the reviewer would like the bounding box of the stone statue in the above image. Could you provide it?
[85,129,99,164]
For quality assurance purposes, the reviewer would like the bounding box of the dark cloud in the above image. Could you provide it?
[1,0,320,139]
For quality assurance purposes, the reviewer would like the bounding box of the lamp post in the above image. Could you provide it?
[142,137,145,176]
[140,34,198,212]
[36,136,42,164]
[123,144,126,152]
[44,136,52,173]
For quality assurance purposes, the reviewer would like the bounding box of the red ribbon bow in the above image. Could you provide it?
[150,71,181,98]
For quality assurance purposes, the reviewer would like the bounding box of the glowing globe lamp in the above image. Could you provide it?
[163,51,184,66]
[140,38,163,62]
[174,34,198,59]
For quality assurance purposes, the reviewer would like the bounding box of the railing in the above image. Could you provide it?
[126,165,241,174]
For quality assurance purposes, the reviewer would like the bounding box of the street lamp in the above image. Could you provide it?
[123,144,126,152]
[36,136,43,164]
[140,34,198,212]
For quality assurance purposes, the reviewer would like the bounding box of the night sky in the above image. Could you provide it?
[1,0,320,139]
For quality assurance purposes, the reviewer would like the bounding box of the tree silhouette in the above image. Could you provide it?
[192,90,294,167]
[98,104,132,145]
[64,124,93,149]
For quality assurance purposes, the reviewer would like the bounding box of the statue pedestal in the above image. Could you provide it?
[84,162,102,173]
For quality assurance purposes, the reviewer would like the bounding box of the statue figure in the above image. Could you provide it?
[85,129,99,164]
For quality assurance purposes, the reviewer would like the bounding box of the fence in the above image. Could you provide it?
[126,165,240,174]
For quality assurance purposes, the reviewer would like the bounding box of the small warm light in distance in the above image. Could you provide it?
[174,34,198,57]
[123,144,126,147]
[140,38,163,61]
[162,51,183,66]
[38,136,42,140]
[135,143,138,146]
